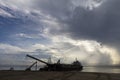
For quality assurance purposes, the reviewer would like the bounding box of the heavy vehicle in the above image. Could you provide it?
[26,54,83,71]
[25,61,37,71]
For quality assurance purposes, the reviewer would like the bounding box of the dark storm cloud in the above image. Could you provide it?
[65,0,120,45]
[33,0,120,45]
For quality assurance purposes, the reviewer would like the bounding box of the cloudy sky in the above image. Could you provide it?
[0,0,120,67]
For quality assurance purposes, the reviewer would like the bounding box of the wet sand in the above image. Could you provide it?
[0,70,120,80]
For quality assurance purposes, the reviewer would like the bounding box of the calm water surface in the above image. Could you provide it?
[82,67,120,73]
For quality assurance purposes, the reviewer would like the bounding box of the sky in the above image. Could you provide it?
[0,0,120,67]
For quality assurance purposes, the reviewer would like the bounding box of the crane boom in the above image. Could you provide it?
[26,54,49,65]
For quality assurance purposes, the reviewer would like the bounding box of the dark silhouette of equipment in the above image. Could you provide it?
[26,54,83,71]
[9,67,14,71]
[26,61,37,71]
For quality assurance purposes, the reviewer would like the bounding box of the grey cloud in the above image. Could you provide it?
[84,52,113,66]
[33,0,120,46]
[0,0,120,66]
[62,0,120,46]
[0,54,27,65]
[33,0,72,20]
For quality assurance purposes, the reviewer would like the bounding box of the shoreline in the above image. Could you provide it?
[0,70,120,80]
[0,70,120,73]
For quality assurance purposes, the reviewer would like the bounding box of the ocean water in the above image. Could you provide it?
[0,65,120,73]
[82,67,120,73]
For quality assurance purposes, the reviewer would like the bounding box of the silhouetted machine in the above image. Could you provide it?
[26,54,83,71]
[25,61,37,71]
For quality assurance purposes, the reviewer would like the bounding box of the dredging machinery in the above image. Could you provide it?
[25,61,37,71]
[26,54,83,71]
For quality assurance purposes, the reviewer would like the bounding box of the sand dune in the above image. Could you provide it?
[0,71,120,80]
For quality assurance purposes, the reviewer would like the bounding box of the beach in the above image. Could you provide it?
[0,71,120,80]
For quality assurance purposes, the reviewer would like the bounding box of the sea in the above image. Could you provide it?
[0,65,120,73]
[82,67,120,73]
